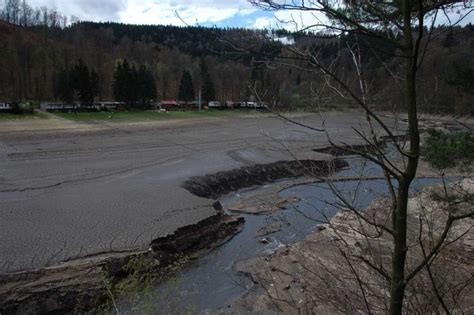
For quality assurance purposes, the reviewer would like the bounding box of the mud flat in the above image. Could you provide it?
[0,111,364,273]
[2,111,469,313]
[0,157,346,314]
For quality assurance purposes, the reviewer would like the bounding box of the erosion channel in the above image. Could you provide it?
[0,145,448,315]
[149,150,445,314]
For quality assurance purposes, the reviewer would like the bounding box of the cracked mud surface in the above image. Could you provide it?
[0,111,404,272]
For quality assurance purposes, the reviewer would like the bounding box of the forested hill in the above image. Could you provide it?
[0,1,473,113]
[0,18,285,105]
[72,22,269,58]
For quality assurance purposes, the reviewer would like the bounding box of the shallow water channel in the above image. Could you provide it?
[150,175,444,312]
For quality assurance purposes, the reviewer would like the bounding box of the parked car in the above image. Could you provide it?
[246,101,257,109]
[237,101,248,108]
[239,101,267,109]
[208,101,222,108]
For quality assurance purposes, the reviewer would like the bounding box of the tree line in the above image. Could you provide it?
[0,0,72,28]
[55,57,215,109]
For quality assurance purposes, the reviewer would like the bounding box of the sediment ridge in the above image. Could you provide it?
[182,159,348,199]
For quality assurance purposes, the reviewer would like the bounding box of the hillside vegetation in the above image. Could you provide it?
[0,0,472,113]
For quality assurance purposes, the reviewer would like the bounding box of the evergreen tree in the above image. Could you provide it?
[137,65,157,107]
[89,69,100,102]
[71,59,92,106]
[178,69,195,102]
[114,60,156,108]
[129,64,139,108]
[200,59,215,102]
[57,68,74,104]
[113,61,125,103]
[113,59,133,107]
[146,68,157,102]
[121,59,133,105]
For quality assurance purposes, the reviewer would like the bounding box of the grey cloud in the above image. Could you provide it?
[66,0,127,21]
[28,0,127,21]
[28,0,255,24]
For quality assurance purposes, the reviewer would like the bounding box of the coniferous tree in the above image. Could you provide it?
[121,59,133,105]
[145,68,157,102]
[68,60,99,106]
[89,69,100,102]
[137,65,157,107]
[113,59,133,107]
[113,61,125,103]
[57,68,74,104]
[113,60,156,108]
[200,59,215,102]
[129,64,138,107]
[71,59,92,106]
[178,69,195,102]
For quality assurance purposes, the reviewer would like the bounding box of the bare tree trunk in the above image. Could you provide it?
[390,3,421,311]
[391,180,409,314]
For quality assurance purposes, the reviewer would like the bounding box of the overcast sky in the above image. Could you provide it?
[24,0,276,28]
[25,0,474,29]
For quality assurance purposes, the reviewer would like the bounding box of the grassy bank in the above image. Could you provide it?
[53,110,251,122]
[0,112,48,120]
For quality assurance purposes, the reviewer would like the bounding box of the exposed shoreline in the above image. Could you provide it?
[0,158,346,314]
[1,112,471,314]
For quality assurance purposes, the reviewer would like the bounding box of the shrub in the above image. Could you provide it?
[422,128,474,170]
[12,101,37,114]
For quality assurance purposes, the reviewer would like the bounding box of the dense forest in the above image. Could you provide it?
[0,0,473,113]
